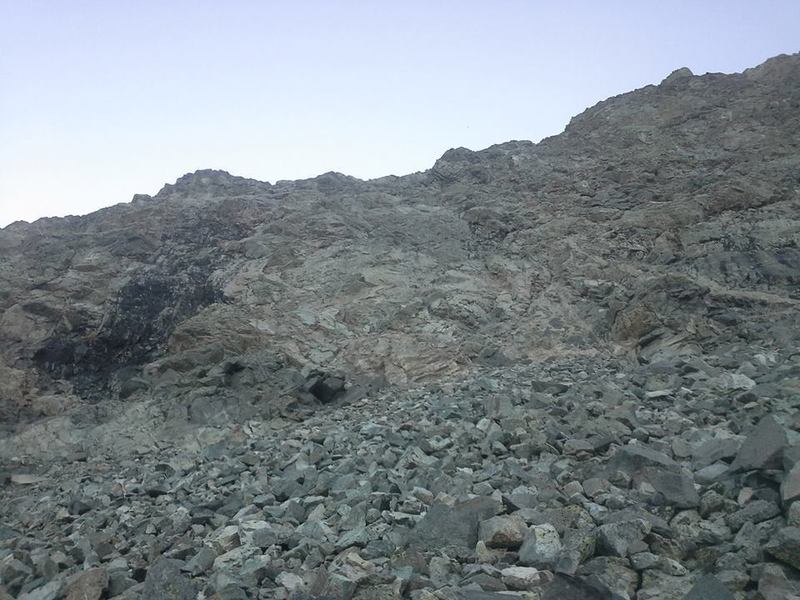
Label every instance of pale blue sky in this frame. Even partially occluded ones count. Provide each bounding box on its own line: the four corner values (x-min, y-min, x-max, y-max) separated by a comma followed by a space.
1, 1, 798, 226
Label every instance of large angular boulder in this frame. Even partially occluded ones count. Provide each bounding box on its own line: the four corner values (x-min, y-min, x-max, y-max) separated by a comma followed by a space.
143, 558, 198, 600
766, 527, 800, 570
606, 445, 699, 508
683, 574, 735, 600
730, 415, 787, 472
540, 573, 623, 600
519, 523, 562, 568
65, 568, 108, 600
406, 497, 501, 552
597, 518, 651, 557
478, 515, 527, 549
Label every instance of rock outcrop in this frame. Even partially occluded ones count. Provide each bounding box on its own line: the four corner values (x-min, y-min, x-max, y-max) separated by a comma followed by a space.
1, 53, 799, 599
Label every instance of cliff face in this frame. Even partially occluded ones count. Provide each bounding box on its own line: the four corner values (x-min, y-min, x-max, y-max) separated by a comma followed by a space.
1, 53, 800, 600
2, 54, 798, 437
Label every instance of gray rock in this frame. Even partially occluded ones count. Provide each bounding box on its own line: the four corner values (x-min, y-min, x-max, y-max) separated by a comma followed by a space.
108, 572, 137, 597
583, 478, 611, 498
183, 546, 216, 575
65, 568, 107, 600
695, 463, 729, 485
238, 520, 277, 548
143, 558, 198, 600
407, 497, 501, 552
518, 523, 562, 568
579, 556, 638, 600
788, 502, 800, 527
556, 527, 597, 575
506, 485, 539, 509
713, 372, 756, 391
755, 563, 800, 600
213, 545, 259, 571
637, 571, 694, 600
730, 415, 787, 472
726, 499, 781, 531
634, 466, 700, 508
540, 572, 622, 600
783, 461, 800, 504
478, 515, 527, 549
683, 574, 735, 600
766, 527, 800, 570
18, 581, 64, 600
603, 508, 671, 537
309, 569, 358, 600
208, 525, 241, 553
0, 556, 32, 583
352, 583, 401, 599
500, 566, 542, 590
630, 552, 661, 571
691, 437, 741, 469
607, 445, 679, 475
212, 585, 249, 600
597, 518, 651, 557
239, 554, 271, 588
605, 445, 698, 507
336, 526, 370, 550
275, 571, 305, 594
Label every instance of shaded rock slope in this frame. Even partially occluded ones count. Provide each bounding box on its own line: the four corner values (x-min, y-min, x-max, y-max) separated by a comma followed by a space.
0, 53, 799, 599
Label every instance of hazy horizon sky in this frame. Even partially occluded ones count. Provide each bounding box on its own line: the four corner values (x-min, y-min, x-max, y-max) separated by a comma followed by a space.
2, 1, 799, 227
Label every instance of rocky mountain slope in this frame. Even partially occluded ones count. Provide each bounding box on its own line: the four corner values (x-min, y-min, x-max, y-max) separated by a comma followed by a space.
0, 53, 799, 599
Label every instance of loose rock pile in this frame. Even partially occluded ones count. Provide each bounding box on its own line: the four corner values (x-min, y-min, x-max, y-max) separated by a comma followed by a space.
3, 349, 800, 599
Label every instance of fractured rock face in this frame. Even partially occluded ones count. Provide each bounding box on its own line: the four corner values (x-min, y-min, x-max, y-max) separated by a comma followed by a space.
1, 55, 799, 445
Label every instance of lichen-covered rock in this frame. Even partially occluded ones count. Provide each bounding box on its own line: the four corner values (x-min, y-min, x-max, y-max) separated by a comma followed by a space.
766, 527, 800, 571
519, 523, 562, 568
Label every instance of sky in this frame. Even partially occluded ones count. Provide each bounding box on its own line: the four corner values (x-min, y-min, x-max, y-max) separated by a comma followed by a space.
1, 1, 799, 227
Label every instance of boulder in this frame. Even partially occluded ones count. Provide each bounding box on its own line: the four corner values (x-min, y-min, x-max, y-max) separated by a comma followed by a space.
683, 574, 735, 600
143, 558, 198, 600
65, 568, 108, 600
519, 523, 562, 568
478, 515, 527, 549
540, 573, 622, 600
597, 518, 651, 557
766, 527, 800, 571
730, 415, 787, 472
407, 497, 501, 552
